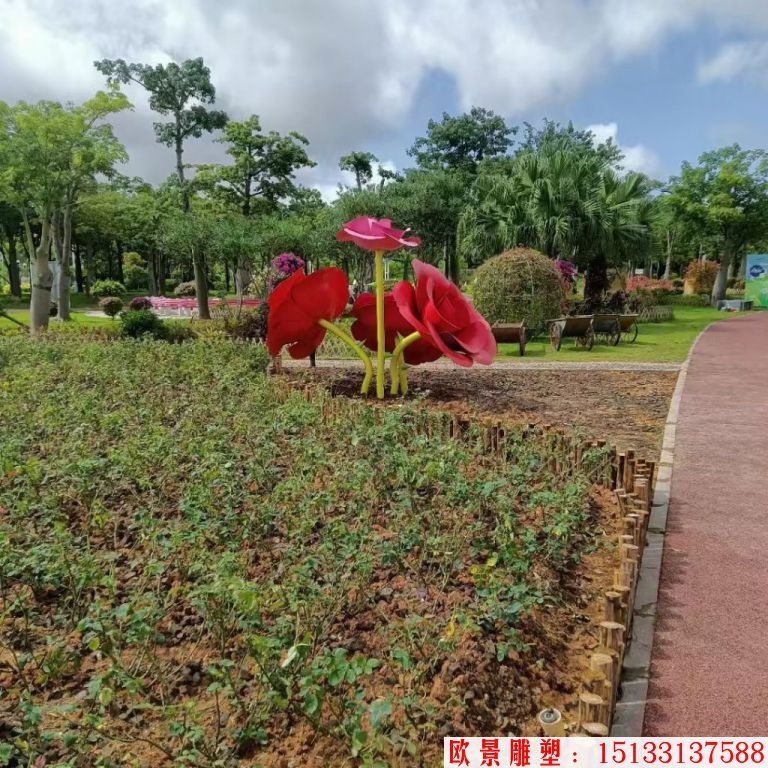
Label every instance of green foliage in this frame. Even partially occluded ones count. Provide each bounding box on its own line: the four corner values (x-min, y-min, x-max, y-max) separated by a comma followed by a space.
98, 296, 123, 318
0, 336, 607, 764
173, 280, 196, 296
408, 106, 515, 171
94, 57, 227, 152
119, 308, 164, 338
123, 263, 148, 290
224, 303, 269, 341
91, 279, 126, 299
193, 115, 315, 214
339, 150, 379, 190
473, 248, 565, 331
246, 342, 270, 373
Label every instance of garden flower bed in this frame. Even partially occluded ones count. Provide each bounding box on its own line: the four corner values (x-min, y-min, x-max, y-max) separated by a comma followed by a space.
1, 337, 650, 766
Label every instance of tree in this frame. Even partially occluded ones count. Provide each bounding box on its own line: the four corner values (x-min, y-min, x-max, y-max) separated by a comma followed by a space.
458, 125, 652, 299
664, 145, 768, 304
194, 116, 315, 215
0, 95, 128, 331
339, 151, 379, 190
95, 56, 228, 318
408, 107, 515, 172
0, 202, 23, 297
54, 90, 130, 319
383, 169, 468, 281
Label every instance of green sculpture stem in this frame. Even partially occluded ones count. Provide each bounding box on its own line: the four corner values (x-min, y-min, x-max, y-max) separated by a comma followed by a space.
390, 331, 422, 396
317, 319, 373, 395
374, 249, 386, 399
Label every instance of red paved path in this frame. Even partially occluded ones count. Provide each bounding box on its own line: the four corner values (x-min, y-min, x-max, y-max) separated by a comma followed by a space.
644, 313, 768, 735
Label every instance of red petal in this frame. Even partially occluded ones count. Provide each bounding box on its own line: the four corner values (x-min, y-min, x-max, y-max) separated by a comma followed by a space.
291, 267, 348, 321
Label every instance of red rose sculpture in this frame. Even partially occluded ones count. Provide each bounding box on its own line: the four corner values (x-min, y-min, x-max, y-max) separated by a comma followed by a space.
337, 216, 421, 251
266, 267, 349, 358
392, 260, 497, 367
350, 292, 441, 365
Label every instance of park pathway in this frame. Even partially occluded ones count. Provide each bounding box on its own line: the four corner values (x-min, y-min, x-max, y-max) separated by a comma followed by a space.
644, 312, 768, 735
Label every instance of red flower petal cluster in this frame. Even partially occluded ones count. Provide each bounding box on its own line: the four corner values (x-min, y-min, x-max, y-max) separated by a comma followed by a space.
336, 216, 421, 251
350, 292, 441, 365
266, 268, 348, 358
393, 260, 496, 367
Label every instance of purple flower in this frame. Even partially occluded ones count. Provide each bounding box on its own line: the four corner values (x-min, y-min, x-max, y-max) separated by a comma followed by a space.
554, 259, 578, 285
271, 252, 305, 275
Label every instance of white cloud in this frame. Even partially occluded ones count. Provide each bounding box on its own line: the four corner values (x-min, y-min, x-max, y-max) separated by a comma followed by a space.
586, 122, 661, 177
698, 40, 768, 85
2, 0, 768, 187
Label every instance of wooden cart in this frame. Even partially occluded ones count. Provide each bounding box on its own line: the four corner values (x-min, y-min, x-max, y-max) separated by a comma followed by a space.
491, 322, 528, 356
618, 313, 639, 343
593, 313, 621, 346
548, 315, 595, 351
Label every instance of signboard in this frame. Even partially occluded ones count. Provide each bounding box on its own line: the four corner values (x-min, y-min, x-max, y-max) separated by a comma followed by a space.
745, 253, 768, 308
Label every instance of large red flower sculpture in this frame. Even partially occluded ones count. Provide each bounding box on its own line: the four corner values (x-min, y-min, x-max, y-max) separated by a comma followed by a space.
392, 260, 497, 367
337, 216, 421, 251
350, 292, 441, 365
266, 268, 348, 358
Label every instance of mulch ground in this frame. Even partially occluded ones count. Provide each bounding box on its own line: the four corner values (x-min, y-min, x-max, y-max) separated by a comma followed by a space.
291, 367, 678, 459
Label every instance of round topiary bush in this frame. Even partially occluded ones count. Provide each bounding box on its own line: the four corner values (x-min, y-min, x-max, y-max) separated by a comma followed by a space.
99, 296, 124, 318
92, 280, 127, 299
120, 309, 165, 339
472, 248, 565, 332
128, 296, 153, 311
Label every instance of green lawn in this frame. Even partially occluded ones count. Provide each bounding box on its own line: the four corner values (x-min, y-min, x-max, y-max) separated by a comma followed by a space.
499, 306, 755, 363
2, 302, 759, 363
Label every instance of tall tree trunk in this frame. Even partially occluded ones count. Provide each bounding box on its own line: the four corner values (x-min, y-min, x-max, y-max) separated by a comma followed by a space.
711, 249, 730, 306
726, 258, 736, 280
584, 253, 609, 303
55, 207, 73, 320
74, 243, 84, 294
235, 256, 252, 297
193, 248, 210, 319
662, 231, 672, 280
30, 219, 53, 334
6, 231, 21, 297
147, 250, 158, 296
85, 242, 96, 295
115, 241, 124, 284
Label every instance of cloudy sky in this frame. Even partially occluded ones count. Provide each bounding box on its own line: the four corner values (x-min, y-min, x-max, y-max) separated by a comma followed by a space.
2, 0, 768, 198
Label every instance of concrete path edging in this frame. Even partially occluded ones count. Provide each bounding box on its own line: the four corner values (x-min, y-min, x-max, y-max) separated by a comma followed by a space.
611, 323, 712, 735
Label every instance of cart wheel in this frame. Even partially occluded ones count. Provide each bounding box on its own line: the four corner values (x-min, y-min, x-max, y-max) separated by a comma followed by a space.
609, 320, 621, 346
626, 322, 638, 343
584, 327, 595, 351
549, 323, 562, 351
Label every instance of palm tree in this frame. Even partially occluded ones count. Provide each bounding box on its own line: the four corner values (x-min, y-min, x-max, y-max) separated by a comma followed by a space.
459, 147, 652, 299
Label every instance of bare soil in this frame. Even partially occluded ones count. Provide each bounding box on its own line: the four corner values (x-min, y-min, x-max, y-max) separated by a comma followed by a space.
291, 366, 678, 458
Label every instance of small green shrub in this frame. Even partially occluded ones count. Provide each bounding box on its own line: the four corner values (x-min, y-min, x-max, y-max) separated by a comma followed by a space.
120, 309, 165, 339
224, 303, 269, 341
163, 322, 197, 344
98, 296, 123, 318
174, 280, 196, 296
473, 248, 565, 332
667, 294, 709, 307
246, 343, 271, 373
91, 279, 127, 299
